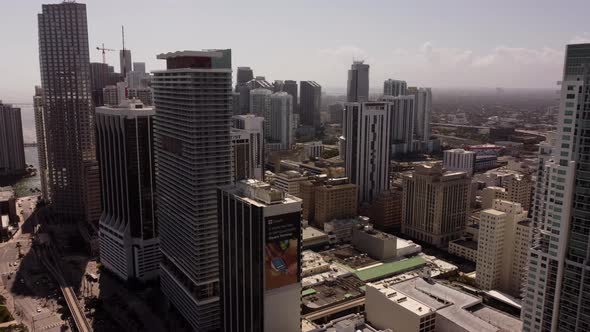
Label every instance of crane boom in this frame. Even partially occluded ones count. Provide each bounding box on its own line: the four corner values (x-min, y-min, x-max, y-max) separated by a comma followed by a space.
96, 43, 116, 63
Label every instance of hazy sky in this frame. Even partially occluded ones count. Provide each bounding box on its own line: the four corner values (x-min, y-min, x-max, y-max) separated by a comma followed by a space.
2, 0, 590, 102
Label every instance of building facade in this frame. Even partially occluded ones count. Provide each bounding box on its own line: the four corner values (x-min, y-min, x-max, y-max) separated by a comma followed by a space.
120, 49, 132, 78
300, 81, 321, 128
443, 149, 476, 176
343, 102, 392, 204
153, 50, 232, 331
407, 87, 432, 143
231, 114, 264, 181
96, 100, 159, 282
402, 164, 470, 247
218, 180, 302, 332
269, 92, 293, 151
300, 176, 358, 228
476, 200, 530, 296
37, 2, 101, 225
347, 61, 369, 102
522, 43, 590, 332
0, 102, 26, 176
383, 79, 407, 97
283, 80, 298, 113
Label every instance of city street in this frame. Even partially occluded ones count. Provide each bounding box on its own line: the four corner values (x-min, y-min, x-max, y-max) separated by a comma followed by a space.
0, 197, 66, 332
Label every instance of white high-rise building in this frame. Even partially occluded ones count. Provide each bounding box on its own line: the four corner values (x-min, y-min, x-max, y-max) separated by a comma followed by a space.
250, 88, 272, 117
96, 100, 159, 282
153, 49, 232, 331
476, 199, 530, 297
218, 180, 302, 332
521, 43, 590, 332
383, 79, 407, 97
231, 114, 264, 181
408, 87, 432, 143
268, 92, 293, 151
443, 149, 476, 175
343, 102, 392, 204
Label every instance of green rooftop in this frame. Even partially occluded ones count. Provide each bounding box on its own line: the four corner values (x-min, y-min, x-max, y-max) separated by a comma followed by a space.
302, 288, 317, 297
353, 256, 426, 282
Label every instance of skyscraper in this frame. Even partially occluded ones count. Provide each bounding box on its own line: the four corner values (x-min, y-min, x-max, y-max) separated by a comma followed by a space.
236, 66, 254, 87
96, 100, 159, 282
300, 81, 321, 128
347, 61, 369, 102
249, 88, 272, 118
522, 43, 590, 332
283, 80, 298, 113
37, 3, 101, 224
407, 87, 432, 143
0, 102, 26, 177
231, 114, 264, 181
90, 62, 110, 106
133, 62, 146, 73
120, 49, 132, 78
383, 79, 407, 97
343, 102, 392, 204
383, 95, 415, 147
153, 50, 232, 331
218, 179, 302, 332
268, 92, 293, 151
401, 164, 470, 248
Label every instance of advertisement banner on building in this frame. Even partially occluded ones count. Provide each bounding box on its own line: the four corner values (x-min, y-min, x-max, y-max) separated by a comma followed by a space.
265, 212, 300, 290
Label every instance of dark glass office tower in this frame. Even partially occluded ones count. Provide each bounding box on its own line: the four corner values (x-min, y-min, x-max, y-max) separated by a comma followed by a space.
300, 81, 321, 128
347, 61, 369, 102
37, 3, 101, 225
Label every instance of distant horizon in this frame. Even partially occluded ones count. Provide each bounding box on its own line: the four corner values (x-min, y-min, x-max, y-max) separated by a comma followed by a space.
2, 85, 560, 104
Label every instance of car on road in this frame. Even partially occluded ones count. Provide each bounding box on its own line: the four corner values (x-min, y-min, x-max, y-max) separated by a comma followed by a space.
36, 306, 41, 313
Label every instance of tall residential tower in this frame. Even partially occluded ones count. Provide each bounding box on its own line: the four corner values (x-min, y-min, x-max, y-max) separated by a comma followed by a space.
153, 50, 233, 331
521, 43, 590, 332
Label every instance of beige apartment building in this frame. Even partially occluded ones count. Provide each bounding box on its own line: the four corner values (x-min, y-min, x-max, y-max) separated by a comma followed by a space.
476, 199, 532, 296
481, 173, 532, 211
402, 164, 471, 247
300, 176, 358, 228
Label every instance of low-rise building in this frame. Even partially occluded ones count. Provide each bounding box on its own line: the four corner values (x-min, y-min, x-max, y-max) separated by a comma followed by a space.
306, 314, 392, 332
448, 239, 478, 262
366, 276, 522, 332
443, 149, 476, 175
304, 141, 324, 159
352, 224, 421, 261
302, 224, 329, 249
272, 170, 309, 197
324, 217, 364, 244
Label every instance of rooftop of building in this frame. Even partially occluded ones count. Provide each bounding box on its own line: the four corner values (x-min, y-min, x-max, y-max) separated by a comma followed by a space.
320, 245, 377, 270
96, 99, 153, 115
302, 274, 365, 311
306, 314, 392, 332
228, 179, 301, 206
277, 170, 307, 179
481, 208, 506, 217
354, 224, 397, 241
156, 50, 224, 59
450, 239, 479, 250
354, 256, 426, 282
445, 148, 475, 154
374, 277, 509, 332
303, 226, 329, 241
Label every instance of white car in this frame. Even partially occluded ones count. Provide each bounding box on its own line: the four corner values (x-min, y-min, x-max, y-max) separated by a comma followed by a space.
36, 307, 41, 313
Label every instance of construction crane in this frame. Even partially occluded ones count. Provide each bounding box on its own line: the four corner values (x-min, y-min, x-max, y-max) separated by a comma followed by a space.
96, 43, 116, 64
